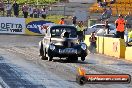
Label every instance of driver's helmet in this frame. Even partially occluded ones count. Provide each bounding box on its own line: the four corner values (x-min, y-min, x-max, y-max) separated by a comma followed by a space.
61, 31, 69, 38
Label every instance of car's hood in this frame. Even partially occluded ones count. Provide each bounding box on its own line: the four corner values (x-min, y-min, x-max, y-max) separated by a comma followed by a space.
51, 38, 79, 46
85, 28, 100, 35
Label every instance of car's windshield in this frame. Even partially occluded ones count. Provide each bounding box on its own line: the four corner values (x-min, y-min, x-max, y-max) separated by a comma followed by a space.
50, 26, 77, 38
109, 24, 116, 30
92, 25, 105, 28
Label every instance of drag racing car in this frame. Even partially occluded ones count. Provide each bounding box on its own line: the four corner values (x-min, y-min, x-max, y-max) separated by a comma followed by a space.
39, 25, 88, 61
85, 23, 116, 35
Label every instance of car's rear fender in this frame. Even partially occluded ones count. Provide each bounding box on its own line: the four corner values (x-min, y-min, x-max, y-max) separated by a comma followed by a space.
39, 41, 43, 50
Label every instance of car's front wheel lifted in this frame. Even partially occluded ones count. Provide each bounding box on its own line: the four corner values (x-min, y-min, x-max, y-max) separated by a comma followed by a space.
41, 48, 48, 60
81, 57, 85, 61
48, 56, 53, 61
39, 49, 44, 56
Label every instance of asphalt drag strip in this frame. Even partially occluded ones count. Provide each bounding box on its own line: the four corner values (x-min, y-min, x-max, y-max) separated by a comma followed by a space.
1, 46, 132, 88
0, 35, 132, 88
0, 49, 79, 88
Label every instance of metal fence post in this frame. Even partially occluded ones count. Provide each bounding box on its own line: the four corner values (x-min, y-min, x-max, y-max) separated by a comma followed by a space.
64, 4, 66, 16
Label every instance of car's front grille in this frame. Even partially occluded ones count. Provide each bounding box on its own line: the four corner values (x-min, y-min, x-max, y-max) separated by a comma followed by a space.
63, 41, 74, 48
59, 48, 77, 54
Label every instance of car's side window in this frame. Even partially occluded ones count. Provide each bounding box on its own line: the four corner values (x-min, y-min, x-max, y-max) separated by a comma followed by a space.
94, 25, 105, 28
92, 26, 96, 28
50, 27, 77, 38
98, 25, 105, 28
96, 25, 100, 28
109, 25, 115, 30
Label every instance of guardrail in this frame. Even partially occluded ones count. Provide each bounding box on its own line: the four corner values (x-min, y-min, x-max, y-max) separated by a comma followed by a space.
84, 35, 132, 61
125, 47, 132, 61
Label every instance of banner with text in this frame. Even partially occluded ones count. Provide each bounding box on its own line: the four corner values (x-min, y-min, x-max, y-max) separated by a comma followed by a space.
0, 17, 25, 34
25, 18, 55, 35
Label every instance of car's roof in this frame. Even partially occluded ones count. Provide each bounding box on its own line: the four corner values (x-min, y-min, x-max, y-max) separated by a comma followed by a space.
49, 25, 77, 30
47, 25, 77, 33
89, 23, 115, 28
91, 23, 114, 26
50, 25, 76, 28
92, 24, 105, 25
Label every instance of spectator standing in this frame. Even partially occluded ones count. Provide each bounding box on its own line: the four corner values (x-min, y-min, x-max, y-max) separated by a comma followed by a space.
101, 0, 108, 8
128, 31, 132, 43
37, 8, 40, 18
6, 2, 12, 17
41, 7, 47, 19
12, 1, 19, 17
33, 6, 37, 18
97, 0, 102, 7
72, 16, 77, 25
22, 3, 29, 18
110, 0, 116, 4
0, 0, 5, 16
106, 7, 112, 18
100, 8, 107, 20
105, 20, 110, 34
97, 0, 108, 8
76, 21, 85, 42
29, 5, 33, 18
125, 12, 132, 28
115, 14, 126, 39
126, 30, 132, 46
100, 7, 112, 20
89, 32, 97, 54
33, 6, 39, 18
59, 18, 65, 25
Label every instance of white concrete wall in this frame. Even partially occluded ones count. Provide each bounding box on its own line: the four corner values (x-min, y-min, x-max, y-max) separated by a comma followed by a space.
69, 0, 96, 3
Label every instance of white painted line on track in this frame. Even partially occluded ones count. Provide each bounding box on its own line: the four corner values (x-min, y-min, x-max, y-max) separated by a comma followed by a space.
0, 85, 3, 88
0, 77, 10, 88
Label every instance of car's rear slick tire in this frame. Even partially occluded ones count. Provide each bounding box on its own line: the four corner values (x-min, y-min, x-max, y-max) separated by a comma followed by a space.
81, 57, 85, 61
40, 49, 44, 56
40, 48, 48, 60
48, 56, 53, 61
39, 41, 44, 56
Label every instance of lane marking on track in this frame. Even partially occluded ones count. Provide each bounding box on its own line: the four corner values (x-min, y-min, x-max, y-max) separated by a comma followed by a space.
0, 77, 10, 88
0, 85, 2, 88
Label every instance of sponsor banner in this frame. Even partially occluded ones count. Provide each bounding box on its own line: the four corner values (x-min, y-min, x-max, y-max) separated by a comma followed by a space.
25, 18, 55, 35
104, 38, 125, 58
0, 17, 25, 34
76, 67, 131, 85
125, 47, 132, 61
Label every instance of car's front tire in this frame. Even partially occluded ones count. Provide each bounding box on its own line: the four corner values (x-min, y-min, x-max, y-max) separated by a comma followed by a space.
42, 48, 48, 60
39, 43, 48, 60
48, 56, 53, 61
40, 49, 43, 56
81, 57, 85, 61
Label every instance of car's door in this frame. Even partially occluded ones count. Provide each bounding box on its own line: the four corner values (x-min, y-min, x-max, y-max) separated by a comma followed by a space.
85, 25, 97, 35
108, 24, 116, 34
43, 28, 51, 49
85, 25, 105, 35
